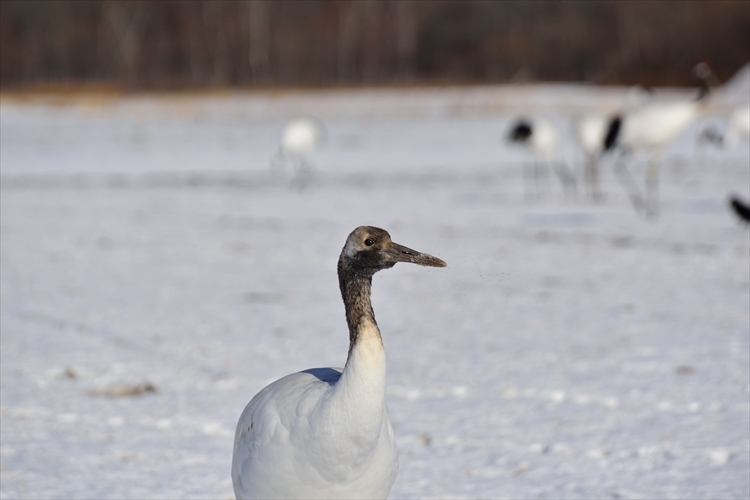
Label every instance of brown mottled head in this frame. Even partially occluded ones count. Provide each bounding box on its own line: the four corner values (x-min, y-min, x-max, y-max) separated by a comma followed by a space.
339, 226, 447, 274
692, 62, 719, 101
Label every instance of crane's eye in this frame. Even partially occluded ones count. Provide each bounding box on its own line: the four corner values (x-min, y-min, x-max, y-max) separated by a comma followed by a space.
364, 238, 374, 246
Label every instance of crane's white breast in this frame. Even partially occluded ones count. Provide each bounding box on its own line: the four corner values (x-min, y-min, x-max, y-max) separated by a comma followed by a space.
232, 368, 398, 500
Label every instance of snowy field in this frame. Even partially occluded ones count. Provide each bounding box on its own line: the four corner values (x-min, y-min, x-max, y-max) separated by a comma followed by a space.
1, 83, 748, 499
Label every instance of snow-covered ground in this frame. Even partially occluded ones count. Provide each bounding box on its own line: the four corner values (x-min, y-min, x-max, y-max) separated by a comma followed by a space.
1, 84, 748, 499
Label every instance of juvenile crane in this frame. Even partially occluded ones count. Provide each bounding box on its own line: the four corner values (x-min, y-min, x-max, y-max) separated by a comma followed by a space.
232, 226, 446, 499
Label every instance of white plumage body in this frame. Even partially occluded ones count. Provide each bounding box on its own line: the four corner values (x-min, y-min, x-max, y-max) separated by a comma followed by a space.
725, 104, 750, 148
577, 114, 609, 157
617, 101, 699, 152
232, 320, 397, 499
281, 117, 325, 155
527, 118, 559, 161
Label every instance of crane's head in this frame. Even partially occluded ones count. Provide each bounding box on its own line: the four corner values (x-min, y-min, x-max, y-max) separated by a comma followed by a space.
692, 62, 719, 101
339, 226, 446, 276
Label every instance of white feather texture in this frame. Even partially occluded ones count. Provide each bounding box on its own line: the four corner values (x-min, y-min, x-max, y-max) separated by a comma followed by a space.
510, 117, 560, 160
617, 101, 700, 151
232, 322, 397, 500
577, 114, 609, 157
281, 117, 325, 154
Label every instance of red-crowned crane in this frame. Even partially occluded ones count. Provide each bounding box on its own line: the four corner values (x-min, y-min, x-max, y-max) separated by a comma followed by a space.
232, 227, 446, 500
508, 117, 576, 199
270, 116, 327, 186
602, 63, 719, 218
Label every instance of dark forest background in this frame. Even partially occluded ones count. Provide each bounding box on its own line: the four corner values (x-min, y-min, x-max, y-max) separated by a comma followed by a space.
1, 0, 749, 90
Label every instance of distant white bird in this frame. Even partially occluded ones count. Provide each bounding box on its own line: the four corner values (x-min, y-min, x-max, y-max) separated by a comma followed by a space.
573, 87, 651, 202
232, 226, 446, 500
603, 62, 718, 218
507, 117, 576, 199
271, 116, 326, 185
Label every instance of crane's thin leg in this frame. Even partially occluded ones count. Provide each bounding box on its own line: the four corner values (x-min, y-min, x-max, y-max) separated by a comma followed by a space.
551, 160, 577, 197
613, 151, 647, 216
585, 154, 603, 202
645, 155, 660, 219
535, 159, 543, 197
290, 157, 313, 190
270, 147, 287, 179
524, 160, 540, 201
523, 160, 533, 201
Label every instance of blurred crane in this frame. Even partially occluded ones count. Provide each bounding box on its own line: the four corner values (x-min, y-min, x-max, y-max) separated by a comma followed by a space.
602, 63, 718, 219
507, 117, 576, 200
271, 116, 327, 186
573, 87, 652, 202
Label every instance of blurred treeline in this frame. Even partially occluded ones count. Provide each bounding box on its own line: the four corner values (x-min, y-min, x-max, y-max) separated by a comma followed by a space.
1, 0, 748, 90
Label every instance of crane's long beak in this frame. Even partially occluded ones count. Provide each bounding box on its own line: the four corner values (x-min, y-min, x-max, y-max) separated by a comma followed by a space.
383, 241, 447, 267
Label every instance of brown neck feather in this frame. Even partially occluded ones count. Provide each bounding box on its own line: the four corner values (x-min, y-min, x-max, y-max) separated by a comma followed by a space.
338, 261, 378, 354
